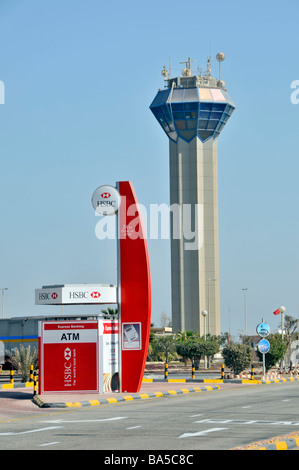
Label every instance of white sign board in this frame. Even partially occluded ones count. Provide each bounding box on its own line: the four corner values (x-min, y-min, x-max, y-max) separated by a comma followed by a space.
91, 185, 121, 216
35, 284, 117, 305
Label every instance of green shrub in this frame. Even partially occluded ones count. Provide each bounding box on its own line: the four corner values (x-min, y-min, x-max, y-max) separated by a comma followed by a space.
222, 342, 252, 375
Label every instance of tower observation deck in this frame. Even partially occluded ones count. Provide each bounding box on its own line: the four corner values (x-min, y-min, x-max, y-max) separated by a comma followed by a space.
150, 54, 235, 335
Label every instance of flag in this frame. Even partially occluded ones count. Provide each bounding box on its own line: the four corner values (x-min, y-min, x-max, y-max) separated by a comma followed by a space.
273, 308, 280, 315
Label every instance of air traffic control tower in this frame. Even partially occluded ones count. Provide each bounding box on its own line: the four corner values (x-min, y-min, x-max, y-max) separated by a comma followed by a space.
150, 54, 235, 335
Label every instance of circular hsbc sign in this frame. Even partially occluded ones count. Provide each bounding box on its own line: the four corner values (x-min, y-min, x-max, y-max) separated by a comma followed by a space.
92, 185, 121, 216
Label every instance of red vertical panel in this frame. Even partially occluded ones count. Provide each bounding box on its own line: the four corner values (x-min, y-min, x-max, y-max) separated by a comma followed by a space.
118, 181, 151, 393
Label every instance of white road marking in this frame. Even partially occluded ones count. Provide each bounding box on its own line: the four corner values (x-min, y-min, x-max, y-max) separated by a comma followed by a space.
0, 426, 63, 436
126, 426, 142, 430
195, 418, 233, 424
195, 418, 299, 426
179, 427, 227, 439
41, 417, 127, 424
40, 442, 60, 447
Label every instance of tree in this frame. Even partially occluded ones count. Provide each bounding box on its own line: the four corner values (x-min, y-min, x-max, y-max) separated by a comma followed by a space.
202, 335, 220, 363
101, 308, 118, 318
159, 311, 172, 328
222, 341, 252, 375
256, 333, 287, 371
9, 345, 38, 382
175, 331, 200, 365
176, 335, 205, 364
154, 335, 176, 363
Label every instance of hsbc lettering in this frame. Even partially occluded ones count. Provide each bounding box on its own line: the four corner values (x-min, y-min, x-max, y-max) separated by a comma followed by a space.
38, 292, 58, 300
68, 291, 101, 299
69, 291, 89, 299
97, 200, 117, 208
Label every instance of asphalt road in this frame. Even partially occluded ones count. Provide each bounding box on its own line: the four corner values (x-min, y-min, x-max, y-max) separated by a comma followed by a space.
0, 381, 299, 451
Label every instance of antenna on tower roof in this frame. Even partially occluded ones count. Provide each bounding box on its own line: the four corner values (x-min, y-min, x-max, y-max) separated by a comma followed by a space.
161, 65, 168, 80
206, 56, 211, 76
216, 52, 225, 82
179, 57, 195, 76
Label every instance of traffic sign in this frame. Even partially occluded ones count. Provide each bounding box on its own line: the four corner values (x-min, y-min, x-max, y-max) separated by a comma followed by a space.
256, 322, 270, 338
258, 338, 270, 354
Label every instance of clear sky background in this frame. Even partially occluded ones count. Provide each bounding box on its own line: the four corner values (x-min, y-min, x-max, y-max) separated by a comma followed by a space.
0, 0, 298, 338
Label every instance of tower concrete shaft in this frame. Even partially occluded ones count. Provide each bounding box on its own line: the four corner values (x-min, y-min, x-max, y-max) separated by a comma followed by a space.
150, 55, 235, 335
169, 137, 220, 335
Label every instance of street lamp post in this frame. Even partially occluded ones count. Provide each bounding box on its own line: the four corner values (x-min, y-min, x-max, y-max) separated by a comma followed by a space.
201, 310, 208, 369
279, 305, 286, 338
279, 305, 286, 369
0, 288, 8, 319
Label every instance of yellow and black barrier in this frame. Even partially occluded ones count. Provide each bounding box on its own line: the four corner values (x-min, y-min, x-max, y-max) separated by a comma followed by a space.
164, 362, 168, 380
29, 364, 34, 382
191, 362, 195, 380
33, 371, 38, 396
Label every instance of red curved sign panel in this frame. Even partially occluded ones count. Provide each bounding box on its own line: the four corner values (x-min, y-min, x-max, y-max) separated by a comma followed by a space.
118, 181, 151, 393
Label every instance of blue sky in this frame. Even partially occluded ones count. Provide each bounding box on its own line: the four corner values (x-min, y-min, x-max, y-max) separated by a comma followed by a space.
0, 0, 298, 337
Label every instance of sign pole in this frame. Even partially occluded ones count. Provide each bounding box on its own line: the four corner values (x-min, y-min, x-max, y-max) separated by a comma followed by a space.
256, 321, 271, 379
116, 181, 121, 394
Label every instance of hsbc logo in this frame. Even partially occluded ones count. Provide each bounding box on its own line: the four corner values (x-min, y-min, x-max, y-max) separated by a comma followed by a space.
91, 291, 101, 298
64, 347, 71, 361
38, 292, 58, 300
92, 185, 120, 216
101, 192, 111, 199
68, 291, 101, 300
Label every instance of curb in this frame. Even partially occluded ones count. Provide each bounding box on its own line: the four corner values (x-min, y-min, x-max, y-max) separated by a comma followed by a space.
2, 376, 298, 391
233, 433, 299, 450
143, 377, 299, 385
31, 384, 220, 408
248, 436, 299, 450
0, 382, 34, 390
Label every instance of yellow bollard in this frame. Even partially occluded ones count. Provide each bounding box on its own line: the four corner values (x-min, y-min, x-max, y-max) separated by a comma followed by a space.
33, 371, 37, 396
164, 362, 168, 380
29, 364, 33, 382
192, 362, 195, 380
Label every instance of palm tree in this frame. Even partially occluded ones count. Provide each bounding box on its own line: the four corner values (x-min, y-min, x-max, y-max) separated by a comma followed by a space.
9, 345, 38, 382
101, 307, 118, 319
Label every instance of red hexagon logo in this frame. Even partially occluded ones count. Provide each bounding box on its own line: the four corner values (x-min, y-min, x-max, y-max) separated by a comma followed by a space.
91, 291, 101, 298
